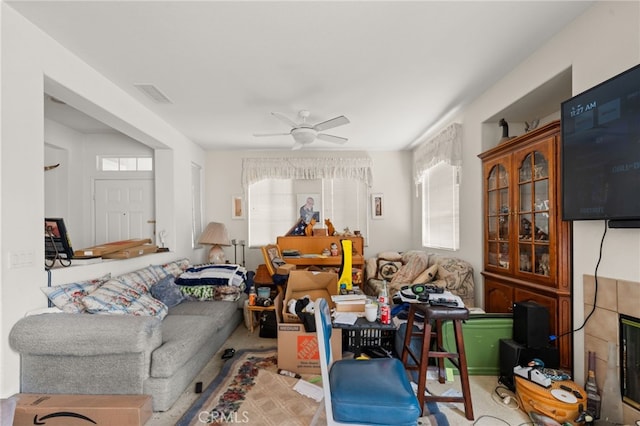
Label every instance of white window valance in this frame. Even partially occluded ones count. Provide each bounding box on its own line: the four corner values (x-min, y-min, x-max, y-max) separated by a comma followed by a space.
242, 156, 373, 187
413, 122, 462, 186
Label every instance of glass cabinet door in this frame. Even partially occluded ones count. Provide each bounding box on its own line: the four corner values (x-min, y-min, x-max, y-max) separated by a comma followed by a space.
487, 164, 510, 269
517, 151, 551, 278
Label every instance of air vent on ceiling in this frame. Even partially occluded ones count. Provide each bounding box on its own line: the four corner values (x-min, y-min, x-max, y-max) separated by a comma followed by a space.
134, 84, 173, 104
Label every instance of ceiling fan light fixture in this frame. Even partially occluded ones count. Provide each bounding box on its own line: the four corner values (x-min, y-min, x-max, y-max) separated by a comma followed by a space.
291, 127, 317, 145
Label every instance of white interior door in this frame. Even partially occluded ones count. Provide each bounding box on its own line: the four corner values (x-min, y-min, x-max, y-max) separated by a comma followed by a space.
94, 179, 155, 245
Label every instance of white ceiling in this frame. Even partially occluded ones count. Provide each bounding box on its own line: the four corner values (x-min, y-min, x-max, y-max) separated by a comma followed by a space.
9, 1, 593, 151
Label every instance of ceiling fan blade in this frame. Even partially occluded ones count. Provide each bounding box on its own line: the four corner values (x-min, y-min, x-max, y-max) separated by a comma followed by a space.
314, 115, 350, 132
271, 112, 298, 128
253, 132, 291, 137
317, 133, 348, 144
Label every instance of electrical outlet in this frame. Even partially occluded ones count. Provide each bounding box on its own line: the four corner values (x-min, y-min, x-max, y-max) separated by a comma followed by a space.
8, 250, 35, 268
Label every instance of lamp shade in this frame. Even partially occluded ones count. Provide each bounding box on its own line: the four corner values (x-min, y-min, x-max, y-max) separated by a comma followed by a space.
198, 222, 231, 264
198, 222, 231, 246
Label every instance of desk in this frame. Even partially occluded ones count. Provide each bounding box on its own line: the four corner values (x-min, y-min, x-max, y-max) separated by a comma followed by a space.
276, 235, 364, 271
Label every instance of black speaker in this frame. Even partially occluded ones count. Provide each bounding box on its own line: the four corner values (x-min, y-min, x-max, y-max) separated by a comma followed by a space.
499, 338, 559, 390
513, 301, 549, 348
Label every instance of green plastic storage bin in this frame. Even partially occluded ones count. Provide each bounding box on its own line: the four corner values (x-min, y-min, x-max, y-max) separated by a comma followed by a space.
441, 314, 513, 375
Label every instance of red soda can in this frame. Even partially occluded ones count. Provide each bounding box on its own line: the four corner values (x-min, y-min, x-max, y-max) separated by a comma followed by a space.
380, 304, 390, 324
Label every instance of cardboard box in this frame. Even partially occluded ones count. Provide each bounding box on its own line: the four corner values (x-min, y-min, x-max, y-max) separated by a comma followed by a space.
74, 239, 152, 257
276, 263, 296, 275
102, 244, 158, 259
275, 293, 342, 374
335, 299, 366, 312
12, 394, 152, 426
281, 270, 338, 323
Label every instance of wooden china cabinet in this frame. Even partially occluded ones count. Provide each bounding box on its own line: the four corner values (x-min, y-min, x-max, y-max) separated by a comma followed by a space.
478, 120, 573, 370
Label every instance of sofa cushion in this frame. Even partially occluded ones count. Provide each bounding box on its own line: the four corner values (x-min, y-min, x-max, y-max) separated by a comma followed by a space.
168, 300, 236, 317
150, 304, 237, 378
151, 258, 190, 280
389, 251, 429, 293
116, 266, 160, 293
150, 275, 186, 308
9, 313, 162, 356
412, 263, 438, 284
41, 274, 111, 313
434, 256, 475, 306
82, 278, 168, 319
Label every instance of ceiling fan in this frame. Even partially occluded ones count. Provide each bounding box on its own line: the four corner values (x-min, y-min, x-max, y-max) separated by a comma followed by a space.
254, 110, 350, 150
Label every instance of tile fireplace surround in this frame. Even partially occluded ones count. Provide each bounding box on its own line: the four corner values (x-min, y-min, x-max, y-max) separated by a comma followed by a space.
583, 274, 640, 422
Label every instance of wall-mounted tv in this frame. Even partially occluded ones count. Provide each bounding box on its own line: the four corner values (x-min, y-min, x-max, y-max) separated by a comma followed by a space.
561, 64, 640, 226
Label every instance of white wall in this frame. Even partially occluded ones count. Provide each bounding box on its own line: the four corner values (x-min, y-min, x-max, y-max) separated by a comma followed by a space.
0, 4, 207, 397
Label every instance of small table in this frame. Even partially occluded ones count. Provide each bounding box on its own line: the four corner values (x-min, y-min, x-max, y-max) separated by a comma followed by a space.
333, 317, 397, 357
246, 303, 276, 333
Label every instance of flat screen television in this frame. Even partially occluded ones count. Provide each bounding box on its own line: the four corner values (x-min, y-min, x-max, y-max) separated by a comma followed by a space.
561, 63, 640, 226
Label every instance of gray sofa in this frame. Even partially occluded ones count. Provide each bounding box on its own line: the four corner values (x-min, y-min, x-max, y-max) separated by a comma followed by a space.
9, 260, 245, 412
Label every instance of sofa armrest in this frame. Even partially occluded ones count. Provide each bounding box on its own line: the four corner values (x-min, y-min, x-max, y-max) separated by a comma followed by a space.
430, 256, 475, 307
9, 313, 162, 356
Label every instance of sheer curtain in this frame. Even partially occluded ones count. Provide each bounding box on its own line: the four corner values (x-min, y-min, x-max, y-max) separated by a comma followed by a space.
242, 157, 373, 188
413, 123, 462, 250
242, 156, 373, 246
413, 123, 462, 188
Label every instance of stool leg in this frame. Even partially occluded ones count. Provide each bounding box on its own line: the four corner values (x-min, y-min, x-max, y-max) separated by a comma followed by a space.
435, 319, 447, 384
401, 306, 415, 367
454, 319, 474, 420
416, 320, 432, 415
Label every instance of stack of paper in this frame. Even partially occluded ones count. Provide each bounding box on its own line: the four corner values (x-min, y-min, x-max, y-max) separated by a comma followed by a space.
333, 312, 358, 325
293, 379, 324, 402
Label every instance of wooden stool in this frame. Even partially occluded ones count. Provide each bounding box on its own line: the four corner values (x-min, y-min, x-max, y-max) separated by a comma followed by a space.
401, 303, 474, 420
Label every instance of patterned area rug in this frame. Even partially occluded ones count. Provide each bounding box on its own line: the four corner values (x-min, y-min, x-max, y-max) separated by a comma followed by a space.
176, 348, 448, 426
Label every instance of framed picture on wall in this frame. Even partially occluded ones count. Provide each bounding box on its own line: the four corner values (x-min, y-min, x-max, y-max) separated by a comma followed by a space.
231, 194, 245, 219
371, 193, 384, 219
297, 193, 321, 224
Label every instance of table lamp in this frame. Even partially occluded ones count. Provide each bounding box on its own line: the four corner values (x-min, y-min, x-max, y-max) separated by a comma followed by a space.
198, 222, 231, 264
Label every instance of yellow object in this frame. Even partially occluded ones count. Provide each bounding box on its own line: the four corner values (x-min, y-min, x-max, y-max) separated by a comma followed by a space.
338, 239, 353, 291
515, 375, 587, 426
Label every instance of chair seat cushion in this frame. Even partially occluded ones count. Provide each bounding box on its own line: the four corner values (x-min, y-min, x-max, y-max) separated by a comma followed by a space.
329, 358, 420, 425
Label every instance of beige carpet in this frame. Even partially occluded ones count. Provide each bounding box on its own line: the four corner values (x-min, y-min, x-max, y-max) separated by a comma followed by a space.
147, 324, 531, 426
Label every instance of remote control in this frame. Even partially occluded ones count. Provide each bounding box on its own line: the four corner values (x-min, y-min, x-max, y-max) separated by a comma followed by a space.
429, 298, 458, 307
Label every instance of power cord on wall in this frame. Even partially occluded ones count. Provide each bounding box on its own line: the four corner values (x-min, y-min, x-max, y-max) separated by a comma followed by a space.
551, 220, 607, 342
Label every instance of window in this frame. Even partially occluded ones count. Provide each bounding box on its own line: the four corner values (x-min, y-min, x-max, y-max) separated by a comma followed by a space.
421, 161, 459, 250
248, 178, 367, 247
98, 156, 153, 171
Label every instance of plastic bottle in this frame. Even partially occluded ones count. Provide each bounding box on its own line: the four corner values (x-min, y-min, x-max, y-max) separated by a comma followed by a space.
378, 280, 389, 305
378, 280, 390, 324
249, 286, 256, 306
600, 341, 623, 425
278, 369, 301, 379
585, 351, 601, 420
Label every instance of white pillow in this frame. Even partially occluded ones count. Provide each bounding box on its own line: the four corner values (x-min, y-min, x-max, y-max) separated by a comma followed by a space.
41, 274, 111, 313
